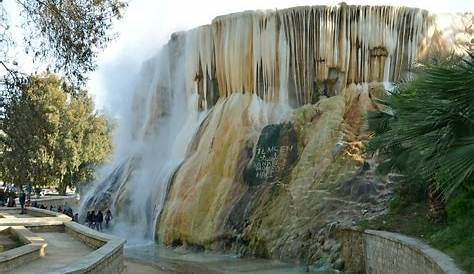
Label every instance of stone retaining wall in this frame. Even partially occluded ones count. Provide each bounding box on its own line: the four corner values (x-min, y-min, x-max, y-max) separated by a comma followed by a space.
27, 224, 65, 233
65, 222, 107, 249
0, 207, 126, 274
337, 229, 466, 274
32, 196, 79, 209
0, 226, 47, 273
0, 207, 71, 227
53, 222, 126, 274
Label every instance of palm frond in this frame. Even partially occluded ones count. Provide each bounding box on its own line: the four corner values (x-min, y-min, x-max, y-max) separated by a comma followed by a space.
366, 55, 474, 200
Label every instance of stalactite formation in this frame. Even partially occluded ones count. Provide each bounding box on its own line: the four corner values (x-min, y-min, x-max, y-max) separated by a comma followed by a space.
82, 4, 472, 257
177, 5, 431, 109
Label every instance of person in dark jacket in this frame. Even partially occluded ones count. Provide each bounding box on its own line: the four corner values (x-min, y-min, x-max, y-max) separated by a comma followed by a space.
86, 211, 92, 228
7, 192, 16, 207
96, 211, 104, 231
19, 192, 26, 214
91, 211, 97, 229
0, 189, 6, 206
105, 209, 112, 228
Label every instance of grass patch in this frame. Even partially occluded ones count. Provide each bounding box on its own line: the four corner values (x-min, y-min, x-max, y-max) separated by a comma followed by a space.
359, 192, 474, 274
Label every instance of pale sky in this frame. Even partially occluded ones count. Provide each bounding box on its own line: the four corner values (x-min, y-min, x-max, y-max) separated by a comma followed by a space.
79, 0, 473, 111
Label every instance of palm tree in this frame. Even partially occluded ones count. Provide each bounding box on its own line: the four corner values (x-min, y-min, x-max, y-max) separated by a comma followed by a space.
366, 55, 474, 222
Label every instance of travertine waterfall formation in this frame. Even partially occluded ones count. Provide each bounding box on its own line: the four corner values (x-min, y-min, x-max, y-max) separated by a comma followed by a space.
183, 5, 431, 109
82, 4, 473, 261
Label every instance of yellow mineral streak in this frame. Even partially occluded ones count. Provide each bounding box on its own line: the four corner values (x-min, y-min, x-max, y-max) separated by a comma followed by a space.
158, 93, 285, 245
155, 5, 472, 248
238, 85, 379, 255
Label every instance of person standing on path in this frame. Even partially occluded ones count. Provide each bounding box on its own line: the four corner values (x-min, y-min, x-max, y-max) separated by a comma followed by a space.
92, 211, 98, 230
105, 209, 112, 228
19, 191, 26, 214
96, 210, 104, 231
86, 211, 92, 228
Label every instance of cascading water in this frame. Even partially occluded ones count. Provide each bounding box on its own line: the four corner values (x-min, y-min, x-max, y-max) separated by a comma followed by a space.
80, 37, 209, 244
81, 3, 472, 257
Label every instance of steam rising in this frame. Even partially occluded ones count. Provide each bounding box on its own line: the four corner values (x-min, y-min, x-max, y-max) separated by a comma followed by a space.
81, 0, 472, 245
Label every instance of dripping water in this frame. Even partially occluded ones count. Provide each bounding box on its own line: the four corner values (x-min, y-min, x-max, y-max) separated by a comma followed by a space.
80, 41, 209, 244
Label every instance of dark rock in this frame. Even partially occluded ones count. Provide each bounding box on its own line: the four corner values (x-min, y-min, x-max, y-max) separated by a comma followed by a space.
339, 171, 382, 203
311, 82, 321, 104
243, 122, 298, 186
83, 157, 135, 212
224, 189, 256, 233
360, 161, 371, 173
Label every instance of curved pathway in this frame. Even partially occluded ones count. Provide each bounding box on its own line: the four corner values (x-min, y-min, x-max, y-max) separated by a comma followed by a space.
9, 232, 93, 274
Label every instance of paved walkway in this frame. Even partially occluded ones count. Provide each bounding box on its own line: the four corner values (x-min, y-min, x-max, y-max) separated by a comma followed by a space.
8, 232, 93, 274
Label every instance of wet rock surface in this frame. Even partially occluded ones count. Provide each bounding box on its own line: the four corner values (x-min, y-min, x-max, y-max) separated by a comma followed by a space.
243, 122, 298, 185
338, 161, 386, 204
82, 158, 135, 212
220, 89, 392, 268
159, 88, 393, 271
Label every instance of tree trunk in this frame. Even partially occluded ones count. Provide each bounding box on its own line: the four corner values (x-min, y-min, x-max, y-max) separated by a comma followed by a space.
58, 178, 67, 196
428, 185, 446, 224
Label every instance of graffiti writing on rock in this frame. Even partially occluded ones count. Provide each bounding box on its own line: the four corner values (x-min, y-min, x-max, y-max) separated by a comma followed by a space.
254, 145, 295, 179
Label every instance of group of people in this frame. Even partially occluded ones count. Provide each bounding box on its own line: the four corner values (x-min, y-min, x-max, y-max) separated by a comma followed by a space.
1, 187, 114, 232
56, 205, 78, 222
31, 203, 79, 222
0, 189, 21, 207
85, 209, 112, 231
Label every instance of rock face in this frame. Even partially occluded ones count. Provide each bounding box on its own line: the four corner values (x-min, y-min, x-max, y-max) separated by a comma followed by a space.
243, 123, 298, 186
158, 85, 391, 264
182, 5, 432, 109
157, 93, 285, 246
82, 3, 472, 264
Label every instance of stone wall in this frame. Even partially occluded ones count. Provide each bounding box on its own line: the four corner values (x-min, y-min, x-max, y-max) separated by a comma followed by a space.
0, 226, 47, 273
0, 207, 71, 227
0, 208, 126, 274
32, 196, 79, 209
65, 223, 107, 249
56, 222, 126, 274
337, 229, 466, 274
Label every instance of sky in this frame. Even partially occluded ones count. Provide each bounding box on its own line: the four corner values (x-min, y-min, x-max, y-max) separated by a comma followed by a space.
80, 0, 473, 111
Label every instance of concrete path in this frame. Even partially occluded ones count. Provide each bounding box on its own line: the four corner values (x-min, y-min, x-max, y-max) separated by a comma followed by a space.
8, 232, 93, 274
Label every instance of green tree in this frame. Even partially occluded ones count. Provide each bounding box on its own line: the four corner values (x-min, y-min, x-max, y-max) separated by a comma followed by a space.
1, 0, 127, 98
0, 74, 112, 194
366, 55, 474, 221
